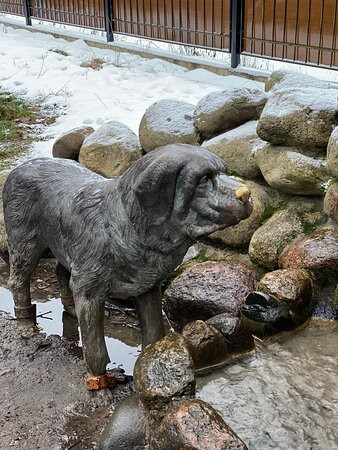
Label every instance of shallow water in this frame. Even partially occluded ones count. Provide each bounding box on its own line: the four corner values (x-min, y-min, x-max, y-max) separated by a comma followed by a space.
1, 259, 338, 449
0, 261, 141, 375
197, 322, 338, 450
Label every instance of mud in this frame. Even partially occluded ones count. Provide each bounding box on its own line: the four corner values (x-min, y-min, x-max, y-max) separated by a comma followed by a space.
0, 259, 134, 449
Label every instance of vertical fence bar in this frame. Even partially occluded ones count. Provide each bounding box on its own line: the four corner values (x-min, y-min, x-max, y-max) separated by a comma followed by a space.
104, 0, 114, 41
23, 0, 32, 25
230, 0, 244, 68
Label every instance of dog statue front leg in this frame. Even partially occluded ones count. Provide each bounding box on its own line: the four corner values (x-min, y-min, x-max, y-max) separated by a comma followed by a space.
136, 283, 165, 348
75, 293, 110, 377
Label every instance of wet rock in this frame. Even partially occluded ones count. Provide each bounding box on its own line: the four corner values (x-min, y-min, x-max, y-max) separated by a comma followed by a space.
327, 126, 338, 178
194, 88, 267, 139
0, 172, 9, 254
149, 399, 247, 450
139, 99, 199, 152
182, 320, 228, 369
279, 227, 338, 271
256, 269, 313, 319
133, 333, 195, 402
249, 209, 303, 270
165, 262, 260, 327
206, 313, 254, 353
52, 126, 94, 160
324, 182, 338, 224
79, 120, 142, 177
265, 70, 332, 92
255, 144, 329, 195
257, 87, 338, 149
241, 291, 295, 336
202, 121, 265, 179
99, 394, 149, 450
208, 180, 271, 247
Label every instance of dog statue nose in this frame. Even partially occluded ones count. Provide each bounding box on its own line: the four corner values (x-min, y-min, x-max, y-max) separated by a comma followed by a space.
235, 186, 251, 203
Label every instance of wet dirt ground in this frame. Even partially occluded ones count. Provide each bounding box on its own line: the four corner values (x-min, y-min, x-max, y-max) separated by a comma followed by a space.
0, 258, 136, 450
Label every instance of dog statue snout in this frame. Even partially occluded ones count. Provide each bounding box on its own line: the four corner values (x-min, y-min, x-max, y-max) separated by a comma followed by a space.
235, 186, 251, 204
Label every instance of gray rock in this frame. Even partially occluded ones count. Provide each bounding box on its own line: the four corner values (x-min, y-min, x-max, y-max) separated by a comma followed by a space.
133, 333, 195, 401
149, 399, 248, 450
139, 99, 199, 152
99, 394, 149, 450
52, 126, 94, 160
0, 172, 9, 253
202, 121, 265, 179
206, 313, 254, 353
255, 144, 329, 195
257, 87, 338, 149
182, 320, 228, 369
279, 226, 338, 271
249, 209, 304, 270
324, 182, 338, 224
327, 126, 338, 178
165, 261, 260, 327
79, 120, 142, 177
208, 180, 271, 247
265, 70, 332, 92
194, 88, 267, 139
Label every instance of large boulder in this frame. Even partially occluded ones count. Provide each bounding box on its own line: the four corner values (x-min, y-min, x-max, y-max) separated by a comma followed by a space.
208, 180, 271, 247
249, 209, 303, 269
202, 121, 265, 179
0, 172, 9, 254
265, 70, 332, 92
327, 126, 338, 178
255, 145, 329, 195
139, 99, 199, 152
279, 227, 338, 271
133, 333, 195, 403
194, 88, 267, 139
149, 399, 247, 450
257, 87, 338, 149
78, 120, 142, 177
52, 126, 94, 160
165, 262, 260, 327
324, 182, 338, 224
99, 394, 149, 450
182, 320, 228, 369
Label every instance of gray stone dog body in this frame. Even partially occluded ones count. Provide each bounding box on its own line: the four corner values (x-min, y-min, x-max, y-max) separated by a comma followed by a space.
3, 144, 252, 377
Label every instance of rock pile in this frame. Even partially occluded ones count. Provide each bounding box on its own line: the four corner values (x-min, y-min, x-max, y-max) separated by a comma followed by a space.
100, 333, 247, 449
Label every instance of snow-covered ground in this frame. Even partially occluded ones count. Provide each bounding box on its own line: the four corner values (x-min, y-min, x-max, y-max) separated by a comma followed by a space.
0, 23, 264, 159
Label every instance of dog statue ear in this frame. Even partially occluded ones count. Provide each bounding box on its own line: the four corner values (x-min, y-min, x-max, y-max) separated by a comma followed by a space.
132, 159, 179, 225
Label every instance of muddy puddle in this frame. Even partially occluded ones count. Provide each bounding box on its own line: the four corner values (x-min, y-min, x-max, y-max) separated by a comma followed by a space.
0, 259, 141, 375
197, 321, 338, 450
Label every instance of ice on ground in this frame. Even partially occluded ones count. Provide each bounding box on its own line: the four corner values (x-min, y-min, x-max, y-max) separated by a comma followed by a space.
0, 23, 266, 159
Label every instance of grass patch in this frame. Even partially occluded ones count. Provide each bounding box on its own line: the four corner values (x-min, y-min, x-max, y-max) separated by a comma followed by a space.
0, 91, 41, 170
49, 47, 70, 57
80, 57, 105, 70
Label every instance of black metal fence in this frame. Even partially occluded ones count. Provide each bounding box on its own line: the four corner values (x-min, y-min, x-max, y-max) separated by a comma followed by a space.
0, 0, 337, 69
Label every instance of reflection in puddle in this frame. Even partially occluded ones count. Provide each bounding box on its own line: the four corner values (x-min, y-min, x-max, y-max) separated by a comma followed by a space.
197, 322, 338, 450
0, 263, 141, 375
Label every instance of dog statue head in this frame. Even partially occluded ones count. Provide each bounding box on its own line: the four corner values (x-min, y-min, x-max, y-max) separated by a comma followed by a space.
118, 144, 252, 242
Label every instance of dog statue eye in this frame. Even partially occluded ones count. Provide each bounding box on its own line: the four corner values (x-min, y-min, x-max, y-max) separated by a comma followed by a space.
198, 175, 209, 186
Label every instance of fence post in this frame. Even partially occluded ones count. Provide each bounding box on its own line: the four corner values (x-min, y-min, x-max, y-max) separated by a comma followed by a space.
104, 0, 114, 42
23, 0, 32, 26
230, 0, 244, 68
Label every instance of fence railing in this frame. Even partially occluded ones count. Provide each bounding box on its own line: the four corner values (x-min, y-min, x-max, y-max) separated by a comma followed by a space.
0, 0, 337, 69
